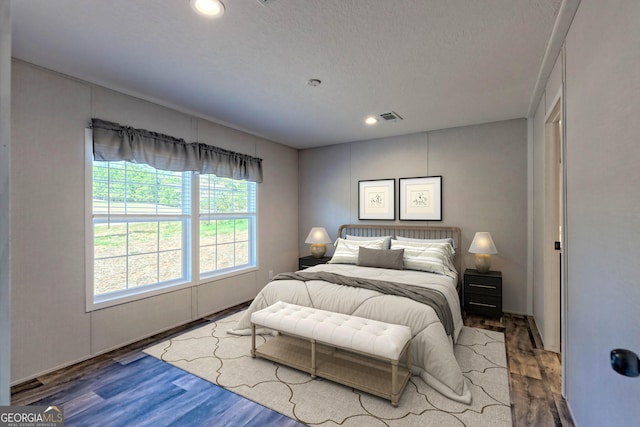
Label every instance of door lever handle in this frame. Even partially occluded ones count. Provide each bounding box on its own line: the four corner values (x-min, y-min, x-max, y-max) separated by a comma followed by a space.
611, 348, 640, 377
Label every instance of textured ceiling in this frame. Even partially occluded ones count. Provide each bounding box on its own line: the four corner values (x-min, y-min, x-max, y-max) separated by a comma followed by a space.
11, 0, 561, 149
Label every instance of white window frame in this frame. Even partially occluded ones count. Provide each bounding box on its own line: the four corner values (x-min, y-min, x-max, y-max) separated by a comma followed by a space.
85, 129, 258, 311
197, 174, 257, 280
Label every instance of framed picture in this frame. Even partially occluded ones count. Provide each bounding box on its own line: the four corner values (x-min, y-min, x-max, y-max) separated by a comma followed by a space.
358, 179, 395, 220
399, 176, 442, 221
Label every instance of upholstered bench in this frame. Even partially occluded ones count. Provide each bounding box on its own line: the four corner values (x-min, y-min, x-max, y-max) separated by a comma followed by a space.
250, 301, 412, 406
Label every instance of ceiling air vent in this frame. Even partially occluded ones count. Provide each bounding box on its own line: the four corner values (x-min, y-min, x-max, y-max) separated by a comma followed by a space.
379, 111, 404, 122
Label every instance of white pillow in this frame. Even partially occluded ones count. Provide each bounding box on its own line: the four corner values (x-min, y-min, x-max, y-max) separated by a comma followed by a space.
329, 238, 385, 265
390, 240, 456, 276
395, 235, 456, 250
345, 234, 392, 249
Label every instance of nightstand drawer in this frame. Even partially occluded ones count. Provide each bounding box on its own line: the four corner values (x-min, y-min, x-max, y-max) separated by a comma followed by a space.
465, 298, 502, 317
465, 281, 501, 297
465, 273, 501, 285
465, 294, 501, 308
298, 256, 331, 270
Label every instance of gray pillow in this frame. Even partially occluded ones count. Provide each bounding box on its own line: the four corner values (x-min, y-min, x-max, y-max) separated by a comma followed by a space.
357, 247, 404, 270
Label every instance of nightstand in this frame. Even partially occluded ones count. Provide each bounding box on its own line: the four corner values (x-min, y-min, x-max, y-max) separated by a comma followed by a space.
298, 255, 331, 270
463, 269, 502, 318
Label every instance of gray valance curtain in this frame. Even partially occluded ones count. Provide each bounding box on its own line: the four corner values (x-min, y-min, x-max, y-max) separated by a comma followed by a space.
91, 118, 263, 183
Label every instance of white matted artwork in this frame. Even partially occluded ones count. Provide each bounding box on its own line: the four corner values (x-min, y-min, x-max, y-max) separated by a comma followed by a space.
358, 179, 395, 220
399, 176, 442, 221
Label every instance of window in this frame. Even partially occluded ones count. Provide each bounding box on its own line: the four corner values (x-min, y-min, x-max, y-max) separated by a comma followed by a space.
199, 174, 257, 278
89, 159, 257, 309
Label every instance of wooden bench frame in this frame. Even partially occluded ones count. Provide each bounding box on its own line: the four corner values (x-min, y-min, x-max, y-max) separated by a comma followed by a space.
251, 321, 412, 406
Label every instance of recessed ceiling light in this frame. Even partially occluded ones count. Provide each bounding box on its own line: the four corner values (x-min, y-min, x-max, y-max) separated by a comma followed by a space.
190, 0, 225, 18
365, 116, 378, 125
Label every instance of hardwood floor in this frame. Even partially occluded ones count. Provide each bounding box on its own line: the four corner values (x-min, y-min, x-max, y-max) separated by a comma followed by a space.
11, 303, 303, 427
12, 303, 574, 426
464, 313, 574, 427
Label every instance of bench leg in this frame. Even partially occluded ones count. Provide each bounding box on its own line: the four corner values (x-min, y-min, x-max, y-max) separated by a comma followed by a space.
391, 360, 398, 406
251, 323, 256, 358
310, 339, 317, 378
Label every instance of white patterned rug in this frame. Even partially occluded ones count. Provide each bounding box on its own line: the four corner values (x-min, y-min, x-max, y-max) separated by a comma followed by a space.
144, 311, 512, 426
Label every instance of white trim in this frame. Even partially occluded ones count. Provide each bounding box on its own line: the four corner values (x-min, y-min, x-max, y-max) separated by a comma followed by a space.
526, 115, 534, 315
191, 172, 200, 286
85, 129, 95, 312
543, 100, 562, 353
545, 87, 563, 123
560, 43, 569, 399
526, 0, 581, 117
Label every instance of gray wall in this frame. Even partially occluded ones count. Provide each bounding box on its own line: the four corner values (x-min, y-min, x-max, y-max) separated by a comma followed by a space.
0, 0, 11, 405
562, 0, 639, 424
10, 61, 299, 383
531, 0, 640, 424
299, 119, 528, 314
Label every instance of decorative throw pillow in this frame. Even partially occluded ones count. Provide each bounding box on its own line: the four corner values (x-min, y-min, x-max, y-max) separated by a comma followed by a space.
345, 234, 393, 249
390, 240, 456, 277
395, 235, 456, 250
329, 238, 385, 264
357, 247, 404, 270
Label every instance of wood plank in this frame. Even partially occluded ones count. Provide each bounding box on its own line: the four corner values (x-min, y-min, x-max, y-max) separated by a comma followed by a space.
556, 397, 576, 427
528, 315, 545, 349
504, 315, 543, 379
536, 349, 562, 396
510, 373, 560, 426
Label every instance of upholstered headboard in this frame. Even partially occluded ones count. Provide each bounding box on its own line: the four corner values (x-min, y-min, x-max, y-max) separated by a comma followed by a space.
337, 224, 462, 279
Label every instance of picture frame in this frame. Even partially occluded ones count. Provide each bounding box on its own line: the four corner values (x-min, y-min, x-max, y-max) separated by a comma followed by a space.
399, 176, 442, 221
358, 179, 396, 220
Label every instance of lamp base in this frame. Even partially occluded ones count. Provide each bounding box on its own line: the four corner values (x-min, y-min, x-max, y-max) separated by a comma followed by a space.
310, 244, 327, 258
474, 254, 492, 273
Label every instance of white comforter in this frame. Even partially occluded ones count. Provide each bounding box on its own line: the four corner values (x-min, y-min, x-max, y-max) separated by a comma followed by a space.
230, 263, 471, 404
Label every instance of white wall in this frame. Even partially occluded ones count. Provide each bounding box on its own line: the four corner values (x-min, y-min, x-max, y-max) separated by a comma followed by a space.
299, 119, 528, 314
10, 61, 299, 383
0, 0, 11, 405
531, 0, 640, 424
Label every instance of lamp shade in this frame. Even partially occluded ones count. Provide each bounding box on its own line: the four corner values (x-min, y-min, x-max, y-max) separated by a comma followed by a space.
305, 227, 332, 244
468, 232, 498, 254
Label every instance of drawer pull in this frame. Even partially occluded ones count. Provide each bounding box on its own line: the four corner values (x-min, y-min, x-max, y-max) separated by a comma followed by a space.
469, 283, 496, 289
469, 302, 497, 308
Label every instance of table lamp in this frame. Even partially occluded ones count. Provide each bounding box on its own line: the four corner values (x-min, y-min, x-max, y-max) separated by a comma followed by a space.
305, 227, 332, 258
468, 232, 498, 273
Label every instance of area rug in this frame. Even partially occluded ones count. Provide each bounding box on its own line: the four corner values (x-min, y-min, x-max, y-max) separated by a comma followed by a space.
144, 311, 512, 426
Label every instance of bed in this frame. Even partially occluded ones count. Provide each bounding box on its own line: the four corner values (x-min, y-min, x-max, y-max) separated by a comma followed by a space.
229, 224, 471, 404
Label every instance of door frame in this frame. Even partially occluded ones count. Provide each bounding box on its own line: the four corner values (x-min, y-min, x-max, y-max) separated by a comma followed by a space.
544, 85, 569, 396
544, 93, 562, 354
